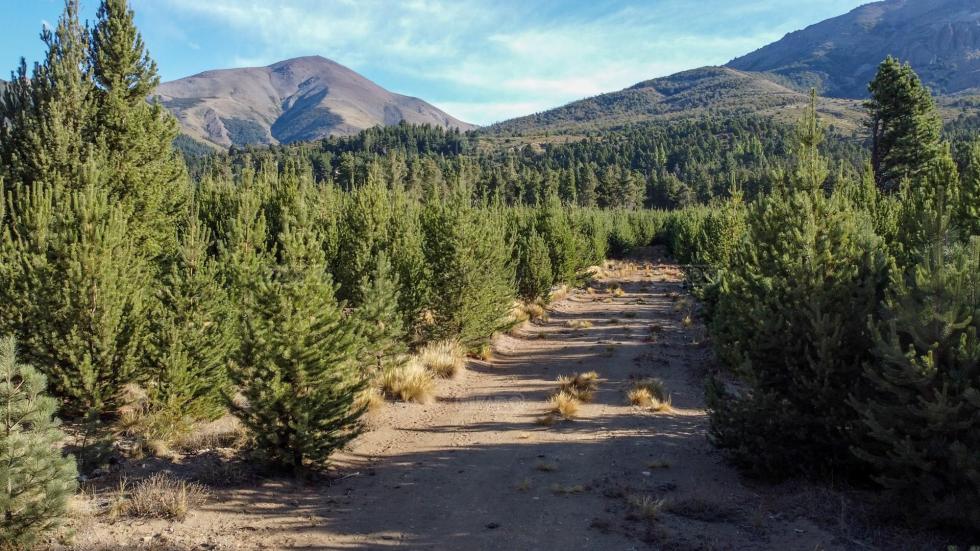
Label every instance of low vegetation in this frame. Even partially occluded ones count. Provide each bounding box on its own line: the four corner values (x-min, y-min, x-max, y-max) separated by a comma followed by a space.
117, 474, 209, 521
556, 371, 601, 402
627, 378, 672, 412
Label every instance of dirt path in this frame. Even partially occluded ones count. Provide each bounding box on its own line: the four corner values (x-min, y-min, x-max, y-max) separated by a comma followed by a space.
70, 249, 855, 550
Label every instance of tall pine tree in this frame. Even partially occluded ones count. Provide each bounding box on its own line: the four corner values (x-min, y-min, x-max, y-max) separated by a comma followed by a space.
866, 57, 942, 194
89, 0, 187, 259
0, 0, 95, 193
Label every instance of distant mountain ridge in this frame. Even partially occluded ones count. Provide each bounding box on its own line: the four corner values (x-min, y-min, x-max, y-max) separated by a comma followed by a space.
483, 67, 866, 136
486, 0, 980, 137
156, 56, 475, 148
726, 0, 980, 98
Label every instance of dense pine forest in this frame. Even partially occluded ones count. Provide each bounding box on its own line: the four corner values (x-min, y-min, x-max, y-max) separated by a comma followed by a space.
0, 0, 978, 548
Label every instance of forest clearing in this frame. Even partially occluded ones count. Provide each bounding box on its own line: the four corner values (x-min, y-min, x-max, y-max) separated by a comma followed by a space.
56, 252, 941, 550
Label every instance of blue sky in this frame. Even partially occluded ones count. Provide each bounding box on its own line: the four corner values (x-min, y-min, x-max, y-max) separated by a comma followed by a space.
1, 0, 868, 125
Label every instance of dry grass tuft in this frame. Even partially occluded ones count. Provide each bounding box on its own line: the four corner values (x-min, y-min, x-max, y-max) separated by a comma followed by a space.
419, 340, 466, 378
549, 284, 571, 303
354, 386, 387, 413
566, 319, 594, 330
379, 359, 435, 404
627, 378, 673, 412
119, 473, 209, 521
523, 301, 548, 322
608, 285, 627, 298
477, 343, 494, 362
515, 478, 532, 492
550, 484, 586, 495
648, 459, 672, 469
173, 416, 248, 453
547, 391, 581, 419
682, 314, 694, 328
627, 494, 666, 522
557, 371, 600, 402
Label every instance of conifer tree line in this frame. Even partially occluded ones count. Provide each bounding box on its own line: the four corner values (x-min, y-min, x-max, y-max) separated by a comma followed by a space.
665, 65, 979, 531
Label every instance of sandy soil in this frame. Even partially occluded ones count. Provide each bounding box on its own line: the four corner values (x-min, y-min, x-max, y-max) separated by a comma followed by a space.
61, 249, 946, 551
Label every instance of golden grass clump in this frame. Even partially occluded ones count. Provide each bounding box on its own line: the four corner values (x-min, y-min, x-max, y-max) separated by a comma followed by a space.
548, 284, 571, 303
120, 473, 209, 521
682, 314, 694, 327
557, 371, 600, 402
477, 343, 494, 362
379, 359, 435, 404
548, 391, 581, 419
627, 378, 673, 412
353, 386, 387, 413
419, 340, 466, 378
174, 416, 247, 453
566, 319, 594, 330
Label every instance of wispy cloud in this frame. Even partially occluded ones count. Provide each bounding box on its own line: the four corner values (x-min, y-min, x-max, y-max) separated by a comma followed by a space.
134, 0, 867, 124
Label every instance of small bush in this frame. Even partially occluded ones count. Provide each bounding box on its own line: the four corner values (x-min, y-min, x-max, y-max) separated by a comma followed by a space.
627, 379, 672, 412
121, 473, 209, 520
548, 391, 580, 419
557, 371, 600, 402
378, 359, 435, 404
626, 494, 666, 522
418, 340, 466, 378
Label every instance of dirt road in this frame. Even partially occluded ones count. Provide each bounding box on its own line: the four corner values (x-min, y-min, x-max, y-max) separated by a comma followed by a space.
70, 251, 881, 550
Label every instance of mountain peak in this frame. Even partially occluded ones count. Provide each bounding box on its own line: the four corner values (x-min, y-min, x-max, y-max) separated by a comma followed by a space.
726, 0, 980, 97
157, 56, 474, 148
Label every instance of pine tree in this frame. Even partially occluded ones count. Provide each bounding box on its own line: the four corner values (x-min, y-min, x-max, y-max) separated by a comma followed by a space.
0, 0, 95, 193
230, 220, 366, 472
89, 0, 187, 259
707, 94, 890, 475
421, 186, 514, 347
896, 145, 961, 267
959, 139, 980, 238
334, 175, 391, 306
0, 183, 150, 414
354, 252, 407, 376
143, 215, 235, 433
0, 336, 78, 547
513, 220, 553, 302
852, 190, 980, 530
537, 194, 585, 286
866, 57, 943, 194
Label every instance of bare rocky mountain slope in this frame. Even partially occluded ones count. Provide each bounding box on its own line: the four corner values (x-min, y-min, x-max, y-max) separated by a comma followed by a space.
727, 0, 980, 98
156, 56, 475, 148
